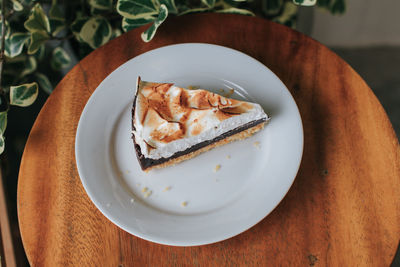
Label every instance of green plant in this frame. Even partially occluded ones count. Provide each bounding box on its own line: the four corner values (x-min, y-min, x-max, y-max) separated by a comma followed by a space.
0, 0, 345, 153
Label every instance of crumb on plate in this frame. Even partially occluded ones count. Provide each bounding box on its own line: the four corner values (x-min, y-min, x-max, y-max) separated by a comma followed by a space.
141, 187, 148, 193
253, 141, 261, 148
213, 164, 221, 172
163, 186, 172, 192
144, 191, 152, 198
181, 201, 188, 207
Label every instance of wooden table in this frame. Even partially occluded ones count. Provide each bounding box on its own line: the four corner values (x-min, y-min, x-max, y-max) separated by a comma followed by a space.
18, 13, 400, 266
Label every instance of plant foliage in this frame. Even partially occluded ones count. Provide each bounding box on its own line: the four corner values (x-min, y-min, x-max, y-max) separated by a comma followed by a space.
0, 0, 345, 153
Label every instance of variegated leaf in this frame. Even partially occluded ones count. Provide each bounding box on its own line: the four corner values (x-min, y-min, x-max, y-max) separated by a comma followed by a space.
217, 7, 255, 16
10, 82, 39, 107
5, 32, 30, 58
51, 47, 71, 70
141, 4, 168, 42
293, 0, 316, 6
201, 0, 215, 8
11, 0, 24, 11
262, 0, 283, 15
179, 6, 210, 15
49, 0, 65, 35
21, 57, 37, 76
122, 16, 155, 32
33, 44, 45, 61
50, 19, 65, 35
49, 0, 65, 20
89, 0, 113, 10
24, 4, 51, 33
0, 134, 4, 154
331, 0, 345, 14
159, 0, 178, 14
28, 31, 49, 54
111, 28, 122, 38
79, 17, 112, 49
71, 16, 89, 42
117, 0, 159, 19
273, 2, 298, 25
0, 111, 7, 135
35, 73, 53, 94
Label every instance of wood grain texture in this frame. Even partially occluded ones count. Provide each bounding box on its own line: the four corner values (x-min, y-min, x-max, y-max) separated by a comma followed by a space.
17, 13, 400, 266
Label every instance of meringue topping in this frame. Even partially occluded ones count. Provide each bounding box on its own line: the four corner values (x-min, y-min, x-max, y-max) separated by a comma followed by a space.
132, 77, 268, 159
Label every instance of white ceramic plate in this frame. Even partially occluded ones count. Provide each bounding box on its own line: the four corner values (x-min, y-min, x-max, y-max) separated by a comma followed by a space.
75, 43, 303, 246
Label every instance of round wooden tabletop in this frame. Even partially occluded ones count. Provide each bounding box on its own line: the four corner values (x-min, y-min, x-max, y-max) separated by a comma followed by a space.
18, 13, 400, 266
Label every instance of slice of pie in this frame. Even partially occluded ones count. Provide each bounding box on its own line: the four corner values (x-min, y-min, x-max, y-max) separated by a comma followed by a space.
132, 77, 269, 171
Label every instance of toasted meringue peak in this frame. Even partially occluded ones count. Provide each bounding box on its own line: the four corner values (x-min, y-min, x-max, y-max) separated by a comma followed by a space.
132, 77, 268, 159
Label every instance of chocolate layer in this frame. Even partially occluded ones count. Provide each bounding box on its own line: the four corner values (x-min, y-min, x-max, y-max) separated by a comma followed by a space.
132, 117, 267, 170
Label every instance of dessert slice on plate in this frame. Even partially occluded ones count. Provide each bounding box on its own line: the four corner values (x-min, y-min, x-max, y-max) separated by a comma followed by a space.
132, 77, 269, 171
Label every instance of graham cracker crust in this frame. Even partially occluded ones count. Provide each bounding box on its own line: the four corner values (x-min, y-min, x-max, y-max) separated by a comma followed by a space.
143, 121, 266, 171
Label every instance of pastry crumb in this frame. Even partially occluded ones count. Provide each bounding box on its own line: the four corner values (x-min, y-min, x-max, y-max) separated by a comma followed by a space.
163, 186, 171, 192
188, 85, 199, 90
141, 187, 148, 193
213, 164, 221, 172
144, 190, 152, 198
219, 88, 225, 93
226, 155, 231, 159
181, 201, 188, 207
130, 198, 135, 203
253, 141, 261, 148
126, 170, 130, 174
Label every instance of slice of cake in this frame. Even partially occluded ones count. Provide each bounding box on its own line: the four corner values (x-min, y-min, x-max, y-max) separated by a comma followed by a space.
132, 77, 269, 171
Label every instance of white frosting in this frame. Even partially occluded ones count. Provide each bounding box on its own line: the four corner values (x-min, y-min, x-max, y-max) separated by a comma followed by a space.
132, 79, 268, 159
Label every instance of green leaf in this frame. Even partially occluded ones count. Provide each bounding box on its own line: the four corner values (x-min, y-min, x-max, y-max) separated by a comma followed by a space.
117, 0, 159, 19
293, 0, 316, 6
35, 73, 53, 94
28, 31, 49, 54
21, 56, 37, 76
10, 82, 38, 107
24, 4, 51, 33
141, 4, 168, 42
51, 47, 71, 70
0, 111, 7, 134
159, 0, 178, 14
0, 134, 4, 154
89, 0, 113, 10
122, 16, 155, 32
79, 16, 112, 49
216, 7, 255, 16
201, 0, 215, 8
5, 32, 30, 58
11, 0, 24, 11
